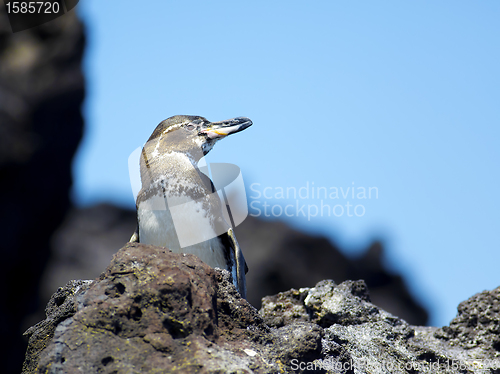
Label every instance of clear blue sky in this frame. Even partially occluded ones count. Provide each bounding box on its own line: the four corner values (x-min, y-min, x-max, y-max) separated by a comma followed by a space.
72, 1, 500, 326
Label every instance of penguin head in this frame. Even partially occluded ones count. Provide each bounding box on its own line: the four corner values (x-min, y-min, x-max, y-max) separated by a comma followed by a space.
145, 115, 253, 161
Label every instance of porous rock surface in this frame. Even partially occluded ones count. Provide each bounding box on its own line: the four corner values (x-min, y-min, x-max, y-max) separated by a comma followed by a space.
24, 243, 500, 373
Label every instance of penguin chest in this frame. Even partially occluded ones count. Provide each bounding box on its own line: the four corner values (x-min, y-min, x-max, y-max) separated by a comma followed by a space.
137, 202, 228, 270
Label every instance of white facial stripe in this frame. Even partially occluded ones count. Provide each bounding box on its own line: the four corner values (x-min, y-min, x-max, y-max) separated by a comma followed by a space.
150, 121, 192, 158
151, 136, 162, 158
161, 122, 186, 136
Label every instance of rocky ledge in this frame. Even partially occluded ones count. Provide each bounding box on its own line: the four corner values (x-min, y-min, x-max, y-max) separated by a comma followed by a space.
23, 243, 500, 373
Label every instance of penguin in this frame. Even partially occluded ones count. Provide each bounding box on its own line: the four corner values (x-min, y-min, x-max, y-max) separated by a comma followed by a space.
129, 115, 252, 299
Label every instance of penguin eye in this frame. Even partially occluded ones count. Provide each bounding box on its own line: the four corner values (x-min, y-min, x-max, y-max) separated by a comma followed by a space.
186, 124, 196, 131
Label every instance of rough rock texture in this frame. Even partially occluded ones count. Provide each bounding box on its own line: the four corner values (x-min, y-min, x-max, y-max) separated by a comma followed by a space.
262, 281, 500, 374
39, 204, 428, 327
25, 243, 322, 373
435, 287, 500, 353
0, 7, 85, 373
24, 243, 500, 374
23, 280, 94, 374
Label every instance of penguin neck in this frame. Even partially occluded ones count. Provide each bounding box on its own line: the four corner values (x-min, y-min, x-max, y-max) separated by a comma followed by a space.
141, 151, 213, 201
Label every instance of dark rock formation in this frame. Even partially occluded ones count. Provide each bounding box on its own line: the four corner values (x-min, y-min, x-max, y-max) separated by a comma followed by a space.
237, 216, 428, 325
25, 243, 307, 373
0, 7, 85, 373
22, 280, 93, 374
0, 1, 428, 372
262, 281, 500, 373
435, 287, 500, 352
39, 204, 428, 328
24, 243, 500, 374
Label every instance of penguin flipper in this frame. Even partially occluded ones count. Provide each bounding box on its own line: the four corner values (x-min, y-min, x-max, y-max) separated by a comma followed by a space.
223, 228, 247, 299
129, 225, 139, 243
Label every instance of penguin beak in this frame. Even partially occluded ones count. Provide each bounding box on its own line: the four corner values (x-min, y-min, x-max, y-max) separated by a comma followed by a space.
200, 117, 252, 140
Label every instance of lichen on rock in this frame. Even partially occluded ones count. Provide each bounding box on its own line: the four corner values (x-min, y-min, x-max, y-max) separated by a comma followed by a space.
23, 243, 500, 373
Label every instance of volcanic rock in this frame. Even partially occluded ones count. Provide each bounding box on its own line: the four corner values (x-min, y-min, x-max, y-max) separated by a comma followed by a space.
24, 242, 500, 373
